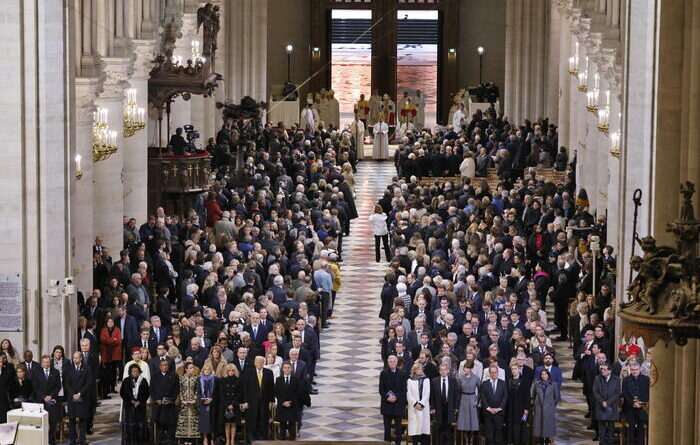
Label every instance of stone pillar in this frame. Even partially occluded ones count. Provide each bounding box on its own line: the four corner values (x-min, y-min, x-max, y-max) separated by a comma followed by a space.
504, 0, 516, 120
94, 58, 131, 253
122, 41, 155, 223
546, 0, 561, 121
648, 340, 675, 443
226, 0, 268, 103
557, 9, 572, 150
72, 78, 101, 298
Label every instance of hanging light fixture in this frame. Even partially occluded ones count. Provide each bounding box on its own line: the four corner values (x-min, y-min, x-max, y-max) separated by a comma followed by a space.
123, 88, 145, 138
92, 108, 118, 162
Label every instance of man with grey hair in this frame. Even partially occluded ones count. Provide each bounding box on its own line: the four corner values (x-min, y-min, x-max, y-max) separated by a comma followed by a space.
126, 272, 150, 308
313, 261, 333, 328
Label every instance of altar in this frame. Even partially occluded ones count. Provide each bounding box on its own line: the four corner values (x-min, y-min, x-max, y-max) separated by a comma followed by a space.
267, 98, 299, 126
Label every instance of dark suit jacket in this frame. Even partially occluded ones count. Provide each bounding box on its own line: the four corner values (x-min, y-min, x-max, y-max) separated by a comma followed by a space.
243, 324, 269, 345
593, 374, 621, 421
150, 371, 179, 425
274, 374, 301, 422
242, 368, 275, 424
130, 337, 158, 357
430, 375, 460, 424
622, 374, 649, 422
378, 368, 407, 416
32, 367, 61, 422
64, 364, 93, 418
21, 361, 40, 381
480, 378, 508, 412
149, 356, 176, 376
214, 303, 235, 320
118, 315, 139, 345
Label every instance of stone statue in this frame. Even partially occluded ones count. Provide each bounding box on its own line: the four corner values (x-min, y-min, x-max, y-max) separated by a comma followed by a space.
197, 3, 221, 62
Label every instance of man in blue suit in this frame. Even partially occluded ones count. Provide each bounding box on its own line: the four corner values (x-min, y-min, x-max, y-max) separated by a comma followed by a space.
243, 312, 269, 345
535, 352, 563, 397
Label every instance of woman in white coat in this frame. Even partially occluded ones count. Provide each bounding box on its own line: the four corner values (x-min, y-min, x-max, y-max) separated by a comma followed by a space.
368, 205, 391, 262
459, 151, 476, 179
406, 363, 431, 445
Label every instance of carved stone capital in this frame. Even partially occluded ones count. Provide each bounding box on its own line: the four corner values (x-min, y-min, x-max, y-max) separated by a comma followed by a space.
132, 39, 158, 80
75, 77, 103, 125
100, 57, 134, 101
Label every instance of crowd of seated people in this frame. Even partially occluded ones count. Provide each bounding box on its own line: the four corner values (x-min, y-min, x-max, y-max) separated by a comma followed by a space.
374, 111, 650, 445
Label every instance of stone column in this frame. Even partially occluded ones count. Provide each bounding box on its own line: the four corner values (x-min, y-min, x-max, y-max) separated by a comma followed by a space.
94, 58, 131, 253
557, 8, 572, 150
546, 0, 561, 121
72, 78, 101, 298
504, 0, 516, 120
226, 0, 268, 103
648, 340, 675, 443
122, 41, 155, 223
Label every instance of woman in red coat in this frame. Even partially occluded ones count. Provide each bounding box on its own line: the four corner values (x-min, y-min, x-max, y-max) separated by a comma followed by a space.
205, 191, 222, 227
99, 317, 122, 397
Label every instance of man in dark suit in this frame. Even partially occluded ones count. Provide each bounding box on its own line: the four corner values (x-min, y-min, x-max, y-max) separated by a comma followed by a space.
64, 350, 93, 445
430, 362, 460, 445
593, 363, 621, 445
155, 287, 174, 328
82, 296, 106, 332
33, 355, 61, 445
149, 343, 175, 376
131, 329, 157, 357
242, 356, 275, 441
21, 350, 40, 382
78, 338, 99, 434
275, 362, 301, 440
622, 362, 649, 445
480, 365, 508, 445
214, 292, 235, 320
117, 304, 138, 360
233, 346, 253, 377
378, 355, 407, 445
184, 337, 208, 369
243, 312, 269, 345
535, 352, 563, 393
150, 359, 179, 444
149, 315, 169, 345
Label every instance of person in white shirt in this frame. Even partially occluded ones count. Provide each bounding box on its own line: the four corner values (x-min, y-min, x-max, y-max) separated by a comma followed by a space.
373, 114, 389, 160
369, 205, 391, 262
300, 102, 315, 132
452, 103, 466, 129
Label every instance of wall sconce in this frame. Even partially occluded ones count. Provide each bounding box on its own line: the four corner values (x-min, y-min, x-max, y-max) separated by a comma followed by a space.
577, 56, 588, 92
448, 48, 456, 55
74, 154, 83, 180
123, 88, 145, 138
586, 73, 599, 114
568, 42, 580, 76
312, 46, 320, 53
92, 108, 118, 162
610, 130, 621, 158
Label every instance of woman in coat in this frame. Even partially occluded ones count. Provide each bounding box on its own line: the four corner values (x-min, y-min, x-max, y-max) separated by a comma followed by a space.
459, 151, 476, 179
119, 363, 150, 445
205, 191, 223, 228
99, 317, 122, 396
198, 363, 217, 445
531, 368, 560, 443
217, 364, 240, 445
8, 365, 33, 408
456, 361, 480, 443
506, 364, 531, 445
406, 363, 430, 444
176, 362, 200, 441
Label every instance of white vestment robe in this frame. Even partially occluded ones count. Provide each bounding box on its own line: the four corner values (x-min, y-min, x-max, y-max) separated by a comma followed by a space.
414, 95, 426, 129
373, 121, 389, 160
350, 119, 365, 157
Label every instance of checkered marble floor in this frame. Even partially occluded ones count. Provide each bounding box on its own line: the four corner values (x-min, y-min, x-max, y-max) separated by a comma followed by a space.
85, 161, 596, 444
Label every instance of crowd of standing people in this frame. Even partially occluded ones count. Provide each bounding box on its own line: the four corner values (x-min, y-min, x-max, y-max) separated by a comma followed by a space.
373, 109, 650, 445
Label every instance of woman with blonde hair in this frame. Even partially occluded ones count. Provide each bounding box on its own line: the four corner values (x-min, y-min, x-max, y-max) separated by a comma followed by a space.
166, 345, 183, 373
341, 162, 355, 191
406, 363, 430, 444
203, 345, 228, 378
217, 364, 240, 445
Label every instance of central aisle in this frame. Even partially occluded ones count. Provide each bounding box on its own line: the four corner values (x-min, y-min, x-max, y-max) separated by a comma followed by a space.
301, 162, 395, 441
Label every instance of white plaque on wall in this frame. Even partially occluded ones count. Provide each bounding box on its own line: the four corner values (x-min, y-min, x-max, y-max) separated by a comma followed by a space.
0, 275, 22, 332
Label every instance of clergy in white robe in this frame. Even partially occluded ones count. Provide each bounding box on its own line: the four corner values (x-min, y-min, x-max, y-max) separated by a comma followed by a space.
397, 91, 409, 114
452, 104, 466, 129
350, 115, 365, 159
325, 90, 341, 128
448, 90, 465, 127
414, 90, 426, 130
398, 118, 415, 140
300, 103, 315, 131
406, 370, 431, 437
373, 116, 389, 160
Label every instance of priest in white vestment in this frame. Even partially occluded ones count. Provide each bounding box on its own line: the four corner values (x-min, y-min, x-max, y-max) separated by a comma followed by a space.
325, 90, 341, 128
373, 114, 389, 160
452, 103, 466, 129
300, 102, 315, 131
368, 90, 381, 127
414, 89, 426, 130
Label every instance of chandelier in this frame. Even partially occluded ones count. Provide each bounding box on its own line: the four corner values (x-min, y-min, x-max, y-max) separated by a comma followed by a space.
597, 90, 610, 136
92, 108, 118, 162
123, 88, 145, 138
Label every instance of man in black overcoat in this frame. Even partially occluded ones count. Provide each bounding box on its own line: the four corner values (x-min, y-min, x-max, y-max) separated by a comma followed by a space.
150, 359, 179, 444
430, 362, 460, 445
0, 352, 15, 423
64, 350, 93, 445
242, 356, 275, 441
275, 362, 301, 440
378, 355, 407, 445
480, 365, 508, 445
33, 355, 61, 444
622, 362, 650, 445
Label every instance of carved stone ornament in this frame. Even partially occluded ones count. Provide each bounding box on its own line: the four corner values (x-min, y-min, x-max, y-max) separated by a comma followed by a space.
619, 182, 700, 346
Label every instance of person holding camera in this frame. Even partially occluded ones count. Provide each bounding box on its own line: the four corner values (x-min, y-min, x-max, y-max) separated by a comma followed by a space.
169, 127, 187, 156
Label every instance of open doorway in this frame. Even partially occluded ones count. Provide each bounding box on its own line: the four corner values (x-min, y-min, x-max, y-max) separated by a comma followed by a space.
396, 10, 438, 130
330, 9, 372, 128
